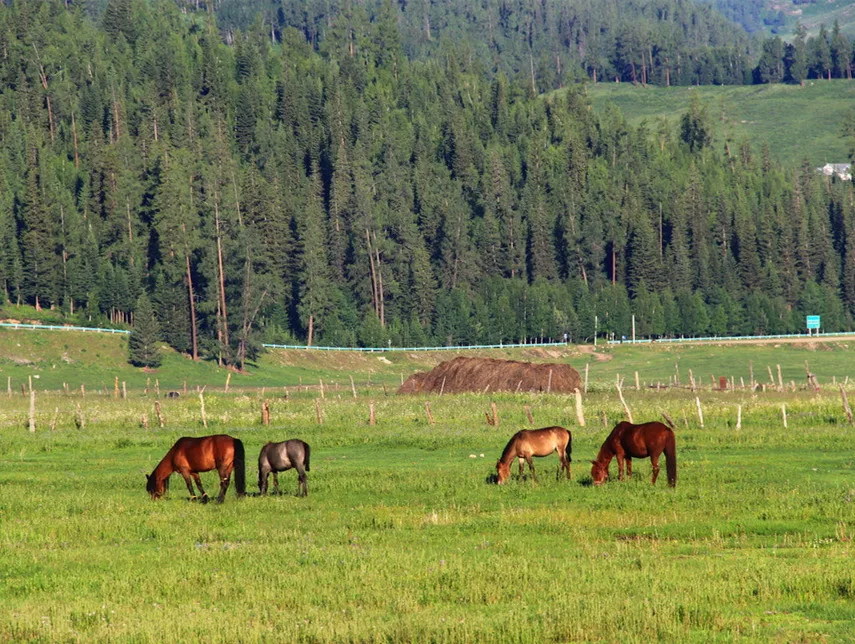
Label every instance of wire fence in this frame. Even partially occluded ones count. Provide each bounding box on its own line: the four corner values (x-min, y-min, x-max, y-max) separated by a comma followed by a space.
3, 320, 851, 348
0, 322, 130, 334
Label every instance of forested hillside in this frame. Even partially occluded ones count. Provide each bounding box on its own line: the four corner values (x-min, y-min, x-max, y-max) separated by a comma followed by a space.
1, 1, 855, 368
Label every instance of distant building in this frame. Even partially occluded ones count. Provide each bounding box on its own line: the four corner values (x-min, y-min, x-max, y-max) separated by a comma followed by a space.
817, 163, 852, 181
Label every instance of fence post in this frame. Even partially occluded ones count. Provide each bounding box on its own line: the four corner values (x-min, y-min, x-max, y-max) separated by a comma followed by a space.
695, 397, 704, 428
840, 385, 853, 424
574, 388, 585, 426
28, 388, 36, 432
199, 389, 208, 428
425, 401, 435, 425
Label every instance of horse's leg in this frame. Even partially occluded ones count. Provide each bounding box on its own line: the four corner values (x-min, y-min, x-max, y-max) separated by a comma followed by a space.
650, 453, 660, 485
616, 453, 626, 481
525, 455, 537, 483
558, 451, 571, 480
272, 471, 281, 495
180, 471, 198, 501
625, 457, 633, 479
215, 466, 232, 503
517, 457, 525, 479
295, 464, 307, 497
259, 466, 270, 495
191, 473, 209, 503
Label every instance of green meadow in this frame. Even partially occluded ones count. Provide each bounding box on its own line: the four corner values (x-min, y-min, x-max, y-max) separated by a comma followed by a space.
584, 80, 855, 168
2, 338, 855, 641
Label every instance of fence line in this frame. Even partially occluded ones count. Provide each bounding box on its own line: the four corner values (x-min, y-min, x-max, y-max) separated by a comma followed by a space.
262, 341, 569, 352
0, 322, 130, 334
5, 320, 854, 349
607, 331, 855, 345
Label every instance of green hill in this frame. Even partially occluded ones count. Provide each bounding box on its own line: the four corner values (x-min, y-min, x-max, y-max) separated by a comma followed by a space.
6, 327, 855, 394
584, 80, 855, 167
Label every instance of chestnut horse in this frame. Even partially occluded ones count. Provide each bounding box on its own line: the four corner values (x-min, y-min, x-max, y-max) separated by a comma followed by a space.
496, 426, 572, 484
146, 434, 246, 503
590, 421, 676, 487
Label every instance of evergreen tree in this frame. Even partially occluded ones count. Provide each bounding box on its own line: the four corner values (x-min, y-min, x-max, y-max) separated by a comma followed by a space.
128, 293, 162, 368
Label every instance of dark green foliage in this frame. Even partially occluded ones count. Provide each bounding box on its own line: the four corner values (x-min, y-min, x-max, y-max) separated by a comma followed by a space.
128, 293, 161, 368
1, 0, 855, 358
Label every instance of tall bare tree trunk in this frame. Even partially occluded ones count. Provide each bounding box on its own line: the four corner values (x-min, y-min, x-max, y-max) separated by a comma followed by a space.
214, 198, 229, 361
182, 224, 198, 360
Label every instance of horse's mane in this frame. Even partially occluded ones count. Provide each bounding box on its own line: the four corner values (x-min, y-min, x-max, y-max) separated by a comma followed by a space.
499, 432, 522, 463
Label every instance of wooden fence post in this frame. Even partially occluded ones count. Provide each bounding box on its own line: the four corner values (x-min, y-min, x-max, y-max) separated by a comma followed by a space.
840, 385, 853, 424
584, 363, 589, 394
781, 404, 787, 428
315, 399, 324, 424
574, 388, 585, 426
350, 375, 357, 398
199, 389, 208, 428
50, 407, 59, 431
525, 405, 534, 425
424, 401, 435, 425
262, 400, 270, 426
695, 397, 704, 428
368, 401, 375, 426
736, 404, 742, 430
28, 388, 36, 432
154, 400, 165, 428
225, 372, 231, 393
616, 377, 633, 423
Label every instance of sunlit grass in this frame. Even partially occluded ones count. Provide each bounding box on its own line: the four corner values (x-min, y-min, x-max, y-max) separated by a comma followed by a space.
1, 387, 854, 642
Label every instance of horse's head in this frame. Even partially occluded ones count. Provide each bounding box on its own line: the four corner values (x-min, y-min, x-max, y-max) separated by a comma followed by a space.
496, 460, 511, 484
146, 473, 166, 499
590, 460, 608, 486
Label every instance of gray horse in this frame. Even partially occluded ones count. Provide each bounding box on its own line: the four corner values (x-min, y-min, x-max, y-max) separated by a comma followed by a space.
258, 439, 311, 497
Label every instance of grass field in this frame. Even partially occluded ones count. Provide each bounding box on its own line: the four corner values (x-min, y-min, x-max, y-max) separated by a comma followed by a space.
584, 81, 855, 168
2, 362, 854, 641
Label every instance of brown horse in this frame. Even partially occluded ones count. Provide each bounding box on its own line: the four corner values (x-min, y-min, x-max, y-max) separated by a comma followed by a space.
590, 421, 676, 487
146, 434, 246, 503
496, 426, 572, 484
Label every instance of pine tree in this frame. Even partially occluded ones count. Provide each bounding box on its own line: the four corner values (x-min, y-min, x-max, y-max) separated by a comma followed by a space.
128, 293, 162, 368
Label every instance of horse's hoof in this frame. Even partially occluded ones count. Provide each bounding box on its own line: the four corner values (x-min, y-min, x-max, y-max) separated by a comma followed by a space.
200, 495, 209, 504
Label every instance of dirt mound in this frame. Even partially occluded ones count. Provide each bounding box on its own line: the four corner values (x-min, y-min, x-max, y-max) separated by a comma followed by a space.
398, 356, 581, 395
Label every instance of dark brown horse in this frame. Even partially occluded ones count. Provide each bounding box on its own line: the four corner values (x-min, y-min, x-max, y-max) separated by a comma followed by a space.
496, 426, 572, 484
591, 421, 676, 487
146, 435, 246, 503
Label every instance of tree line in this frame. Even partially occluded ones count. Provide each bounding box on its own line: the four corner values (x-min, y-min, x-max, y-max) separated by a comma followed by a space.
2, 0, 855, 369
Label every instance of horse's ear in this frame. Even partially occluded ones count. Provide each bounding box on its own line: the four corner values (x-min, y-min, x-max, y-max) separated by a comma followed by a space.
145, 474, 150, 481
590, 460, 598, 465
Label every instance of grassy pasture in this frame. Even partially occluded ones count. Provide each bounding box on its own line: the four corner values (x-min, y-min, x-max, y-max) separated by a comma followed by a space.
583, 80, 855, 168
1, 379, 854, 642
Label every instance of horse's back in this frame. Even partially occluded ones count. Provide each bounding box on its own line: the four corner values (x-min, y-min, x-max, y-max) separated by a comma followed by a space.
262, 439, 308, 471
623, 422, 673, 456
508, 426, 570, 457
171, 434, 237, 470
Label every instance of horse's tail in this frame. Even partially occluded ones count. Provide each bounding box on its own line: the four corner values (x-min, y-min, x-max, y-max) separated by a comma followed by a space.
304, 442, 311, 472
233, 438, 246, 497
664, 430, 677, 487
564, 429, 572, 463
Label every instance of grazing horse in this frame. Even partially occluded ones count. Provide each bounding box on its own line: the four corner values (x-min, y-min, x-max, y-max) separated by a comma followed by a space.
590, 421, 676, 487
258, 439, 311, 497
496, 426, 572, 484
146, 434, 246, 503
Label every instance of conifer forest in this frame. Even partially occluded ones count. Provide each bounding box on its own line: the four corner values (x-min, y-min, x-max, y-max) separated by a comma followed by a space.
3, 0, 855, 367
